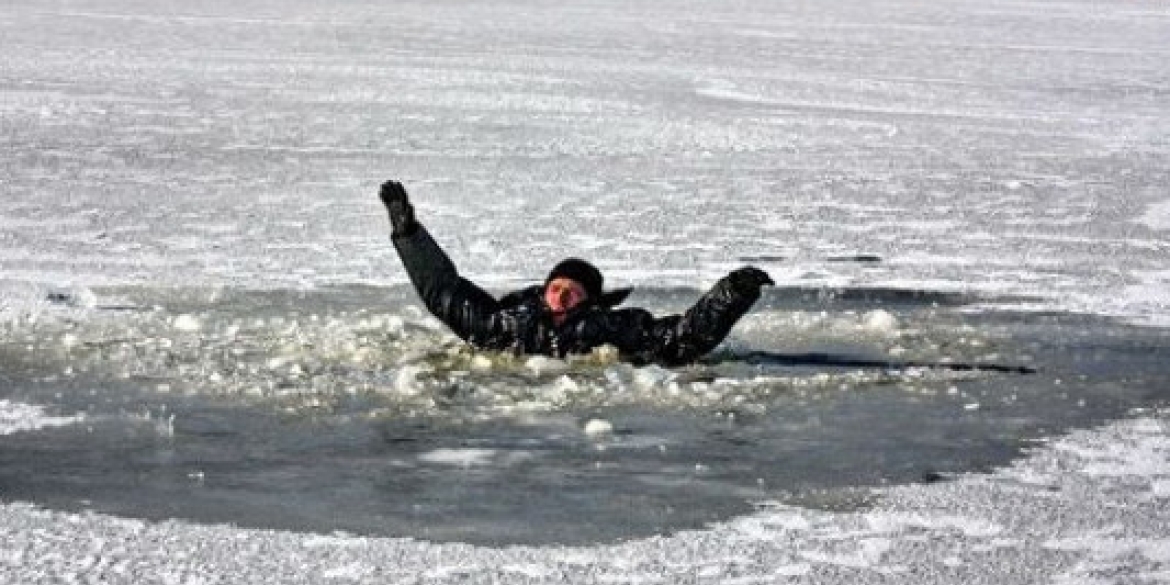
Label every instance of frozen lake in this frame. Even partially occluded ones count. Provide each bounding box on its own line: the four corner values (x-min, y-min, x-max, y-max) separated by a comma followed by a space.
1, 0, 1168, 582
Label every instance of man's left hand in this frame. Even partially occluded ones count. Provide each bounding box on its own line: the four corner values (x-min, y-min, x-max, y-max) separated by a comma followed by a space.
379, 180, 416, 235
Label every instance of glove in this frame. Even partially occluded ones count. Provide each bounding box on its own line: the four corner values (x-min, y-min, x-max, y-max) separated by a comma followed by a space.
725, 266, 775, 295
379, 180, 416, 236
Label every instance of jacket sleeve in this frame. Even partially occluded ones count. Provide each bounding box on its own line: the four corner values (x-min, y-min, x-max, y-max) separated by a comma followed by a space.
391, 222, 501, 342
607, 274, 762, 365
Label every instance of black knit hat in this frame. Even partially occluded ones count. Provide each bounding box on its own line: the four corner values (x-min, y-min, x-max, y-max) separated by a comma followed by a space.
545, 258, 604, 300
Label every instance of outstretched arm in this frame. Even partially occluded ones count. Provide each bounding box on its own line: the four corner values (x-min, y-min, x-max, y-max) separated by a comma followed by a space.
380, 181, 501, 341
603, 267, 773, 365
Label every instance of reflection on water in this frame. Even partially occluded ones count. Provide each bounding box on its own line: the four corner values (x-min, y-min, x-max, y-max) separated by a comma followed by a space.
0, 285, 1167, 545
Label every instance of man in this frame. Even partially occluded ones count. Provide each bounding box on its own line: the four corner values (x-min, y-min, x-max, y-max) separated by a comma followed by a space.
380, 180, 773, 366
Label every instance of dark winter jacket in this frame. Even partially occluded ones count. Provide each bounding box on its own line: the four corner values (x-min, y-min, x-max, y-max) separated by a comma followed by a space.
392, 223, 764, 366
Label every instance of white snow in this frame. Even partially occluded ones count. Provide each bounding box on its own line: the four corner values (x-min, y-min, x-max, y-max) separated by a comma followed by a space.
0, 0, 1168, 581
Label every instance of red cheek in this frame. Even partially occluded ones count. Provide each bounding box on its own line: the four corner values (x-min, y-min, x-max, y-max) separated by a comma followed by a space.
545, 290, 563, 310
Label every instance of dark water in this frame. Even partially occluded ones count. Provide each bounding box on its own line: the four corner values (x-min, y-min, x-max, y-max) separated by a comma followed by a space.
0, 285, 1167, 545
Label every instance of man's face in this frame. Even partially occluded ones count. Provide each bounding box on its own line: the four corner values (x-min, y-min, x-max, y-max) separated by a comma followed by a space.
544, 277, 588, 318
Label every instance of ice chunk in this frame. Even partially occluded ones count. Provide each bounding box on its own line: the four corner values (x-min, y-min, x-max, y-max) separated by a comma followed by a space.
526, 356, 568, 376
470, 355, 494, 371
393, 364, 428, 395
583, 418, 614, 437
418, 448, 496, 467
861, 309, 898, 333
553, 375, 580, 394
632, 365, 675, 390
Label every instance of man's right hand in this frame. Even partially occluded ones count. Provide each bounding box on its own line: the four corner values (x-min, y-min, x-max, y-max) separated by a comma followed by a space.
379, 180, 416, 236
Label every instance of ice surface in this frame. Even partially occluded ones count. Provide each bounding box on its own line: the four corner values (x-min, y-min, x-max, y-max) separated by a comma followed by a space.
1, 0, 1169, 580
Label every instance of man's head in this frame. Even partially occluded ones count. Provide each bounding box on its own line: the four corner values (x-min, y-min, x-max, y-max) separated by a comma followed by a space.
544, 258, 603, 318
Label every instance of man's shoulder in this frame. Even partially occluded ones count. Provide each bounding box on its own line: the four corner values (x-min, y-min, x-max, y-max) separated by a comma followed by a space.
498, 285, 544, 309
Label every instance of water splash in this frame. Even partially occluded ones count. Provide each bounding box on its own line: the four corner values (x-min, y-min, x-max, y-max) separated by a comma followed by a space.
3, 286, 1006, 421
